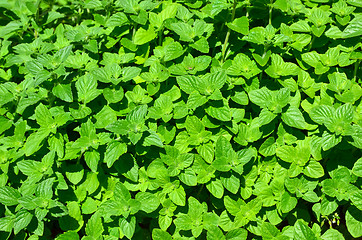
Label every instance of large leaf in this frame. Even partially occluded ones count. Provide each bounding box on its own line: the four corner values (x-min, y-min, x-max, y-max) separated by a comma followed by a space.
346, 206, 362, 238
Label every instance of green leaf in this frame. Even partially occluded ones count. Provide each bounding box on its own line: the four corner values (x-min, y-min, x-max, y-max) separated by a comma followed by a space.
103, 87, 124, 103
303, 160, 324, 178
253, 50, 272, 66
143, 131, 164, 147
346, 206, 362, 238
187, 91, 208, 109
119, 216, 136, 239
248, 87, 273, 109
260, 222, 280, 239
342, 14, 362, 38
104, 142, 127, 168
259, 137, 276, 157
214, 136, 234, 171
106, 12, 128, 27
265, 54, 300, 78
169, 186, 186, 206
225, 228, 248, 240
185, 116, 204, 135
0, 186, 20, 206
0, 116, 12, 135
321, 229, 345, 240
221, 173, 240, 194
351, 190, 362, 211
14, 209, 33, 234
53, 84, 73, 102
190, 37, 210, 53
321, 131, 342, 151
0, 216, 13, 232
171, 22, 194, 42
36, 177, 55, 199
347, 0, 362, 7
135, 192, 160, 213
206, 105, 232, 122
35, 103, 53, 127
85, 212, 103, 238
228, 53, 261, 78
279, 192, 297, 213
76, 74, 101, 104
94, 106, 117, 129
54, 45, 73, 64
206, 178, 224, 198
282, 107, 310, 130
55, 232, 80, 240
174, 213, 192, 230
207, 226, 226, 240
309, 105, 335, 125
352, 157, 362, 177
177, 75, 199, 94
59, 201, 84, 231
276, 145, 295, 163
134, 27, 157, 45
24, 128, 51, 156
0, 21, 22, 38
114, 182, 131, 202
227, 16, 249, 35
152, 229, 172, 240
164, 41, 184, 62
115, 0, 138, 14
293, 220, 318, 240
84, 150, 100, 172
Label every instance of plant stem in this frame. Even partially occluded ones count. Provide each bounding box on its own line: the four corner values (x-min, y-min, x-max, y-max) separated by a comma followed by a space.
307, 35, 315, 51
353, 59, 361, 81
33, 0, 42, 23
132, 24, 137, 41
269, 6, 273, 25
221, 0, 237, 63
197, 184, 204, 198
158, 29, 163, 46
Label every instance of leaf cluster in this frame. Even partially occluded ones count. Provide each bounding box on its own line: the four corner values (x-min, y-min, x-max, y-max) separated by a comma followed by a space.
0, 0, 361, 239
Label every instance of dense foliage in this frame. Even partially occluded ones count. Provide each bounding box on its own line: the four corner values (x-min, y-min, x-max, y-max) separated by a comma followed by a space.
0, 0, 361, 239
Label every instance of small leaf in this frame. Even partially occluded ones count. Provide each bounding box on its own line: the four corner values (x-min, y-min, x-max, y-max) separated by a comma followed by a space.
303, 160, 325, 178
282, 107, 312, 130
0, 186, 21, 206
104, 142, 127, 168
279, 192, 297, 213
207, 226, 226, 240
321, 229, 345, 240
143, 131, 164, 148
206, 178, 224, 198
85, 212, 103, 238
352, 157, 362, 177
227, 16, 249, 35
55, 232, 80, 240
135, 192, 160, 213
119, 216, 136, 239
134, 27, 157, 45
309, 105, 335, 125
53, 84, 73, 102
293, 220, 318, 240
169, 186, 186, 206
152, 229, 172, 240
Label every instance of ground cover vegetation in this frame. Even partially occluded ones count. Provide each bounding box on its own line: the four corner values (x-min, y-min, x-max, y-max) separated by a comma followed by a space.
0, 0, 361, 239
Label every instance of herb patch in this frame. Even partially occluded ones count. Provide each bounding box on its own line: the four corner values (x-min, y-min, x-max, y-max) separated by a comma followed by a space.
0, 0, 361, 239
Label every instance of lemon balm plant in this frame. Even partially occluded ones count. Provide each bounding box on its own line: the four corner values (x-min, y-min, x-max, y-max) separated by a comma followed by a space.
0, 0, 361, 239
